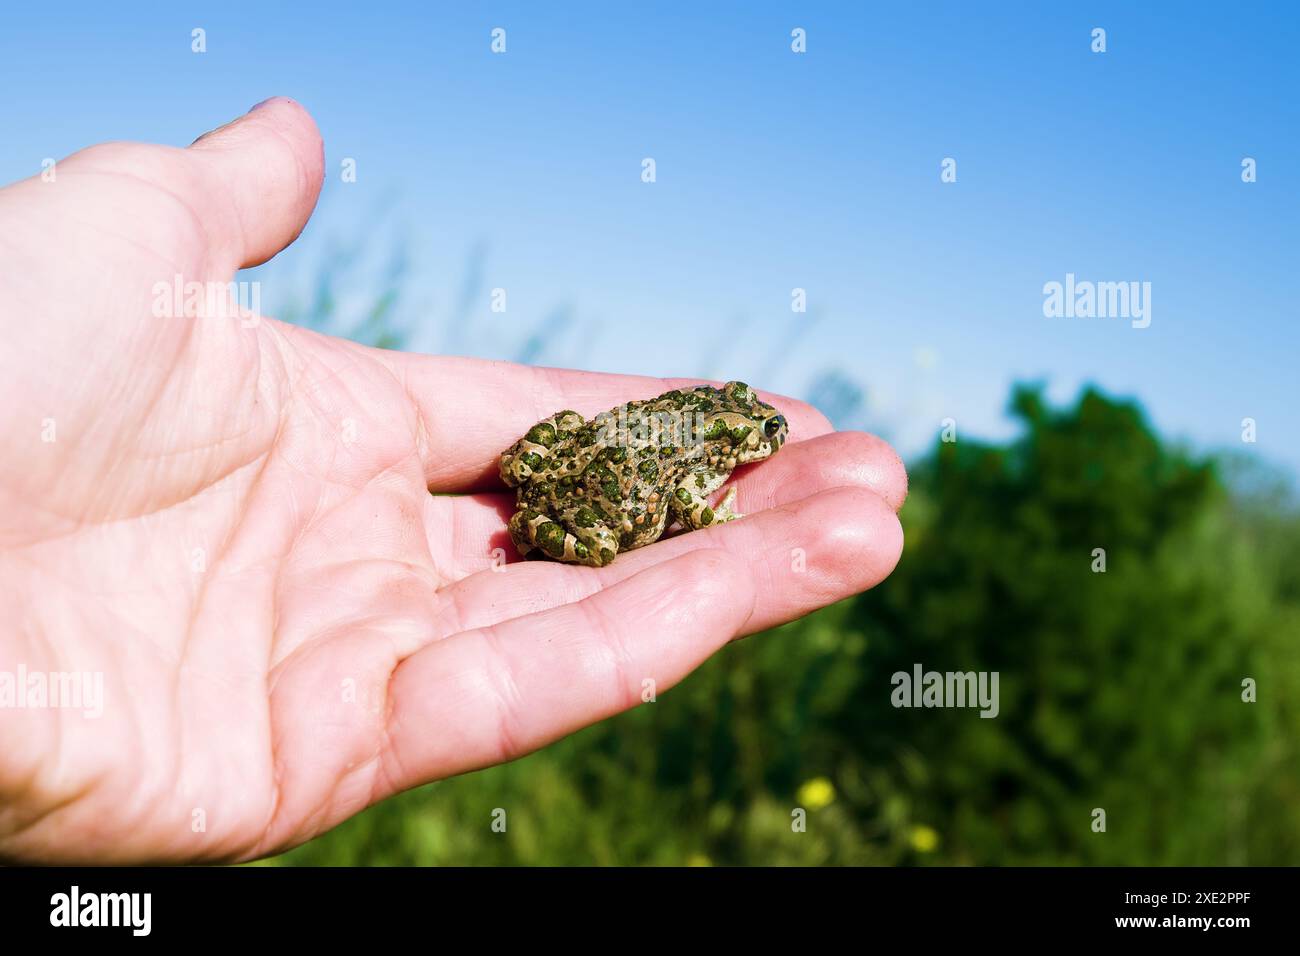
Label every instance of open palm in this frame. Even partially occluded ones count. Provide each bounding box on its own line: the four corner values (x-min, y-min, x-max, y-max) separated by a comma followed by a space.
0, 99, 906, 863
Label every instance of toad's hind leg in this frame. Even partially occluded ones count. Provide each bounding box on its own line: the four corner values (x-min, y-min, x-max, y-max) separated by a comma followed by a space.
499, 410, 587, 487
510, 508, 618, 568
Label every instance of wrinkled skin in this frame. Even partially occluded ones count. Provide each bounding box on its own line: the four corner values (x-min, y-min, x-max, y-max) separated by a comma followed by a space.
0, 98, 907, 863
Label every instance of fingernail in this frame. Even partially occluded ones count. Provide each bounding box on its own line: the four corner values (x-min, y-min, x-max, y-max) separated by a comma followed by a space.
249, 97, 280, 113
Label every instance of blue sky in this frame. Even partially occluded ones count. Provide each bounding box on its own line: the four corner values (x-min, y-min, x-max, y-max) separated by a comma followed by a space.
3, 2, 1297, 473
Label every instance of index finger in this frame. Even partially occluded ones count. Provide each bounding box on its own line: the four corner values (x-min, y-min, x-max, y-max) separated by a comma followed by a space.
379, 549, 756, 790
374, 351, 835, 491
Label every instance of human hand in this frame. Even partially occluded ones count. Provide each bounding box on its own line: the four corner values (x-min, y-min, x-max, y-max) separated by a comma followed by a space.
0, 99, 906, 862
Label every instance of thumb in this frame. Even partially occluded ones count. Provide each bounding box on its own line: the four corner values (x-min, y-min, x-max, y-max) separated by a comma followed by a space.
187, 97, 325, 269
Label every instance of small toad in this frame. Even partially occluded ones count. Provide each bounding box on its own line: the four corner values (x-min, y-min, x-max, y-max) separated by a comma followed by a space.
499, 381, 788, 566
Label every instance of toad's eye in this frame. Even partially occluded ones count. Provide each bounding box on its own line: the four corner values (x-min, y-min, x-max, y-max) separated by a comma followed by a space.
764, 415, 787, 438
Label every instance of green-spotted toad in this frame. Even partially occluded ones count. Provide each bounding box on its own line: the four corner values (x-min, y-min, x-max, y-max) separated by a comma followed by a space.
500, 381, 788, 566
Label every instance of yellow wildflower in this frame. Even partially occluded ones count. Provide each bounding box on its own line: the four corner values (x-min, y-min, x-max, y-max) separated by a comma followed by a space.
909, 824, 940, 853
796, 777, 836, 810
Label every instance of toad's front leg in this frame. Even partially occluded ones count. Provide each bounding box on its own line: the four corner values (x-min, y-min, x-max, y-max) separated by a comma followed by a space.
670, 482, 743, 531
